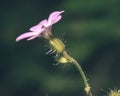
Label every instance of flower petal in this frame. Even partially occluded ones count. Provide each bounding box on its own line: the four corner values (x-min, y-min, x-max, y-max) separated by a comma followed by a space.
47, 11, 64, 26
16, 11, 64, 42
27, 35, 38, 41
30, 19, 47, 31
16, 32, 35, 42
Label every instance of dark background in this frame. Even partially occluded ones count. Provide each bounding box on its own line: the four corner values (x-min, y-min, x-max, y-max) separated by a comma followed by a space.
0, 0, 120, 96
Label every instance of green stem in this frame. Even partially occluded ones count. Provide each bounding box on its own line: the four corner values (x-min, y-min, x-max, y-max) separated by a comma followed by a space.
63, 51, 93, 96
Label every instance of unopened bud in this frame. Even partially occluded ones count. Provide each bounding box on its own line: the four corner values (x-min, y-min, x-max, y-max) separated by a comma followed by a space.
57, 56, 69, 64
109, 89, 120, 96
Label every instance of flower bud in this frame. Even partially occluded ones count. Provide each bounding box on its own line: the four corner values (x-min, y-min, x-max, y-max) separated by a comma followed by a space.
108, 89, 120, 96
57, 56, 69, 64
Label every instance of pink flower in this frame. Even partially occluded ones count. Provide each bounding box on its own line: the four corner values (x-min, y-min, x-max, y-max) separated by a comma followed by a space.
16, 11, 64, 42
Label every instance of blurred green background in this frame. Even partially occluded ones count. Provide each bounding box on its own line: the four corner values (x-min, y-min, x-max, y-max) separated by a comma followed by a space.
0, 0, 120, 96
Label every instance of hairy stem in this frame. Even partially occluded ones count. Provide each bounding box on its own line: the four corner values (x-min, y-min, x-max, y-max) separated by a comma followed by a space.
63, 51, 93, 96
